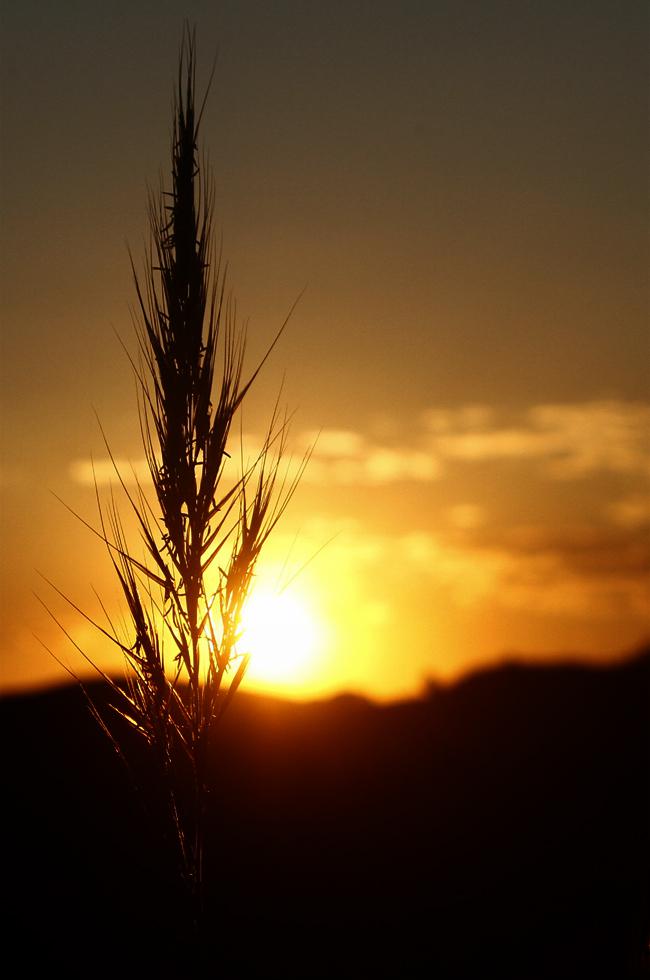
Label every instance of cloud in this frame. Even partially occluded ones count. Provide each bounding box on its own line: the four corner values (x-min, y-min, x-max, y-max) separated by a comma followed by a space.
363, 448, 441, 484
317, 519, 650, 618
398, 531, 512, 605
296, 401, 650, 486
445, 504, 487, 529
305, 429, 365, 458
529, 402, 650, 479
423, 400, 650, 480
423, 404, 494, 433
453, 523, 650, 616
69, 457, 150, 487
70, 400, 650, 492
297, 428, 443, 485
436, 427, 560, 461
607, 494, 650, 529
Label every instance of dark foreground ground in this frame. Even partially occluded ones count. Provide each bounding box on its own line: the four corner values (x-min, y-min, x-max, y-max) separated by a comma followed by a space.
3, 648, 649, 978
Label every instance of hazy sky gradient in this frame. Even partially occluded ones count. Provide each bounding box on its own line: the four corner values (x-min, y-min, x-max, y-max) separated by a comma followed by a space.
1, 1, 648, 697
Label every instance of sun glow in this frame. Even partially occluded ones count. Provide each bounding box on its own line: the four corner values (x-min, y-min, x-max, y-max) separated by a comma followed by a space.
238, 587, 321, 688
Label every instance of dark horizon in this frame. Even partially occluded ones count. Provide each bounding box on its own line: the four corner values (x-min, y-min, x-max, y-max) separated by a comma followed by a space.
3, 636, 649, 706
5, 647, 648, 976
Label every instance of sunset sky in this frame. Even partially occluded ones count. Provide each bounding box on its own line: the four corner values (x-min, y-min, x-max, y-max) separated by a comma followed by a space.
1, 1, 648, 700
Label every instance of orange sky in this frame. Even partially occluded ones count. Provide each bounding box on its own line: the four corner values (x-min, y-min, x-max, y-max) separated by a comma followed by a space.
1, 2, 648, 700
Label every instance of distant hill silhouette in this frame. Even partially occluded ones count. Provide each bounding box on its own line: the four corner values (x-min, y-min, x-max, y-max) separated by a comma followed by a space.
3, 649, 648, 978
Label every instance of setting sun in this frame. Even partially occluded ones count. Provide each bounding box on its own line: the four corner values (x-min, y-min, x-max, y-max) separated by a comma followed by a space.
238, 588, 321, 687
